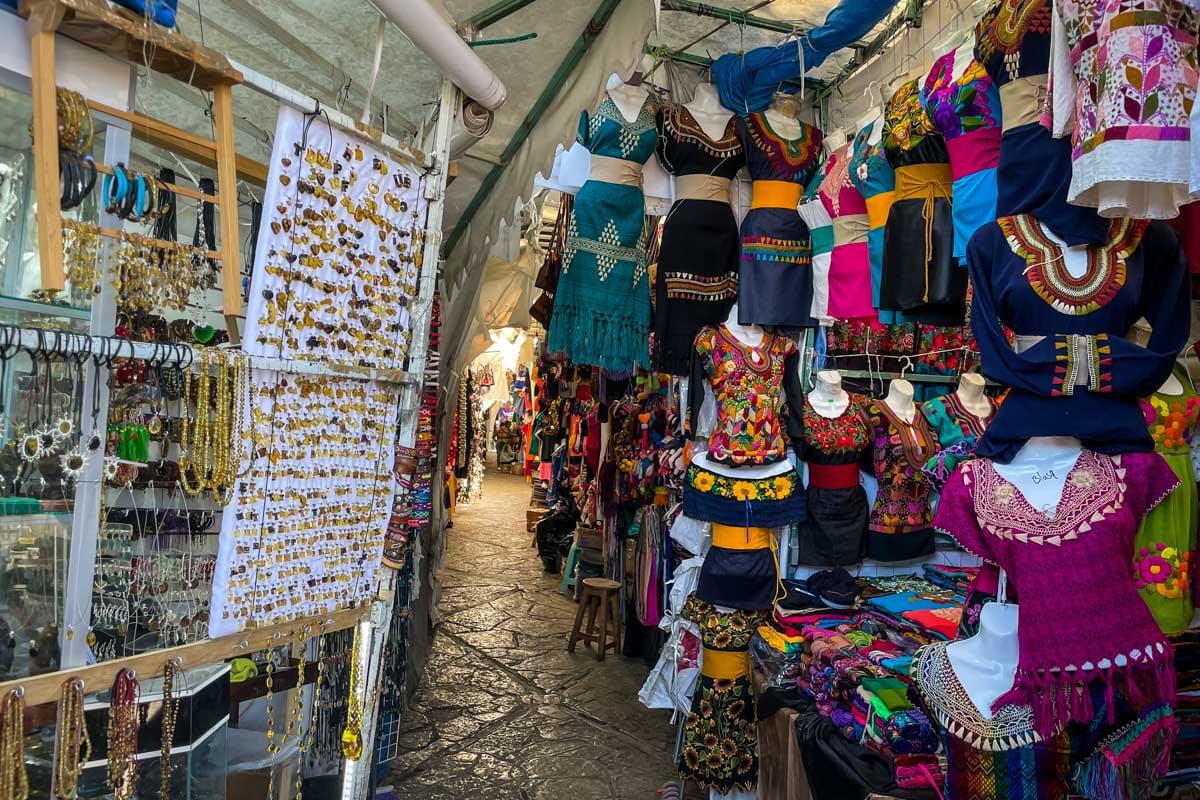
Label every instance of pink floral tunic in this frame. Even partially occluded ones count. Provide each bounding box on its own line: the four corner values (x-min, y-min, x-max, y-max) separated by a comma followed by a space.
936, 450, 1179, 737
1046, 0, 1200, 218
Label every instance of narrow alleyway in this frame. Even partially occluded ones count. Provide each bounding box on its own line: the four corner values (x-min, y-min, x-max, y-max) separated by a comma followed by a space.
387, 469, 678, 799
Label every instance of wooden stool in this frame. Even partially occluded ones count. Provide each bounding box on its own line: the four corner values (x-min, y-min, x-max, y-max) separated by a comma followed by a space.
567, 578, 622, 661
527, 507, 548, 547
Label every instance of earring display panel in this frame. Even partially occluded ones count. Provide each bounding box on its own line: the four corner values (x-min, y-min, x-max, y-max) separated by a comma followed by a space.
208, 368, 399, 635
243, 106, 427, 370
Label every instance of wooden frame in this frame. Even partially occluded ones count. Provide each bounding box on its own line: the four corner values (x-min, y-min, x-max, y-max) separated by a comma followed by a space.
0, 605, 368, 708
21, 0, 247, 333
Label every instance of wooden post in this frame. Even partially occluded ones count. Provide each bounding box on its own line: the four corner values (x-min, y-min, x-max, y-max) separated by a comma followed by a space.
212, 82, 243, 342
28, 11, 66, 293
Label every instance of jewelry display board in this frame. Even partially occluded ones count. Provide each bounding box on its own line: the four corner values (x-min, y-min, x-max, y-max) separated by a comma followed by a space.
208, 368, 399, 636
243, 107, 428, 370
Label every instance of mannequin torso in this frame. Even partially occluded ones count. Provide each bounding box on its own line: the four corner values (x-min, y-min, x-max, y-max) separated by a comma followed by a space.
764, 94, 804, 140
722, 302, 763, 347
684, 83, 733, 142
992, 436, 1083, 519
857, 109, 884, 146
945, 601, 1019, 718
606, 72, 650, 124
955, 373, 992, 420
1159, 368, 1185, 397
824, 129, 848, 154
810, 370, 850, 418
883, 379, 917, 424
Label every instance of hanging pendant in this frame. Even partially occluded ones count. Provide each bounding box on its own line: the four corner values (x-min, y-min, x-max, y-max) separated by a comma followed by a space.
341, 725, 363, 761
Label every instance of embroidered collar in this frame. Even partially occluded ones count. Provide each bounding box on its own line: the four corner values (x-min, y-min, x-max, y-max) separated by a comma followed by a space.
875, 401, 935, 470
962, 451, 1127, 545
974, 0, 1052, 64
818, 144, 854, 216
997, 214, 1147, 316
663, 103, 741, 157
883, 79, 936, 152
912, 642, 1048, 751
743, 113, 822, 178
716, 324, 779, 375
943, 392, 996, 438
597, 93, 657, 136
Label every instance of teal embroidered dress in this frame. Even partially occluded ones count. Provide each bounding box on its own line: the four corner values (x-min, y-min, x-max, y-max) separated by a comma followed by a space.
549, 95, 658, 371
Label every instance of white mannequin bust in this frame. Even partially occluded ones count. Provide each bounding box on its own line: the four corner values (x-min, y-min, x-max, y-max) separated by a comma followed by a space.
725, 301, 764, 347
810, 369, 850, 419
764, 93, 804, 140
883, 378, 916, 423
956, 373, 992, 420
1040, 224, 1089, 278
605, 72, 649, 124
992, 436, 1083, 519
685, 82, 733, 141
951, 40, 975, 75
946, 599, 1019, 718
1160, 367, 1185, 396
824, 128, 848, 153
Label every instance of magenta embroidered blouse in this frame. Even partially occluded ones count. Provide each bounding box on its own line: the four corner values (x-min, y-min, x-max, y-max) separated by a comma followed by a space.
935, 449, 1178, 737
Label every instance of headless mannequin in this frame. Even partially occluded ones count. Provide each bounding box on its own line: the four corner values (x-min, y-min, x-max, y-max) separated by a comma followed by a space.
765, 93, 804, 140
605, 72, 650, 124
1159, 366, 1185, 396
810, 369, 850, 419
857, 108, 884, 146
993, 436, 1082, 519
825, 128, 848, 153
685, 82, 733, 141
946, 598, 1020, 718
692, 302, 792, 480
955, 373, 993, 420
883, 378, 917, 424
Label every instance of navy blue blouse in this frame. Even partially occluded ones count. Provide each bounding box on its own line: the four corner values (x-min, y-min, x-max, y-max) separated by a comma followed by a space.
968, 214, 1189, 463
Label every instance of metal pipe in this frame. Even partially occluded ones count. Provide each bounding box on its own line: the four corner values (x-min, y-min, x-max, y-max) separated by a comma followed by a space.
228, 58, 431, 169
370, 0, 508, 110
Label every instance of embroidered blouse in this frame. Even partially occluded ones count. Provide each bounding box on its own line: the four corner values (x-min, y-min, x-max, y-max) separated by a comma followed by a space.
818, 145, 874, 321
967, 214, 1190, 463
921, 392, 996, 450
936, 450, 1178, 737
687, 325, 805, 466
923, 51, 1002, 260
1045, 0, 1199, 219
800, 394, 872, 466
865, 401, 938, 535
656, 103, 744, 179
737, 113, 823, 185
973, 0, 1053, 128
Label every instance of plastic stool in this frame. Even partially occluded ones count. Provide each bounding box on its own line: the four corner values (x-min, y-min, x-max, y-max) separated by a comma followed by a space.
559, 542, 582, 595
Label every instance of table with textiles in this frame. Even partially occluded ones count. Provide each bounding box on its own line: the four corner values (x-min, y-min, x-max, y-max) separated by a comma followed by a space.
753, 565, 978, 800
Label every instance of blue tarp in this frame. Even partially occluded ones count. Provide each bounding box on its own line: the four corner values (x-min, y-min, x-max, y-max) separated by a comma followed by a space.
712, 0, 900, 113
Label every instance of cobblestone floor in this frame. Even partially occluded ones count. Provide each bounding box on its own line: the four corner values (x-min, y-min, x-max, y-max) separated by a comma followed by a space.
385, 469, 678, 799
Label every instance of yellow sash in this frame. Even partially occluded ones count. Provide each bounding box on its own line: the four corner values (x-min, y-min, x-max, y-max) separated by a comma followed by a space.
702, 647, 752, 680
750, 180, 803, 210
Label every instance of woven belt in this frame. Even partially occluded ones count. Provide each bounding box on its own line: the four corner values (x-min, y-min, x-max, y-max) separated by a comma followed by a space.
808, 462, 861, 490
712, 523, 773, 550
677, 173, 732, 203
864, 191, 895, 228
832, 214, 870, 245
589, 154, 642, 187
894, 163, 953, 303
701, 647, 752, 680
750, 179, 803, 210
1000, 77, 1049, 132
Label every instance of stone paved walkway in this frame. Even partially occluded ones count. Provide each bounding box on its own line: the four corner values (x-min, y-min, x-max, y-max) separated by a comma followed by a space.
386, 469, 678, 799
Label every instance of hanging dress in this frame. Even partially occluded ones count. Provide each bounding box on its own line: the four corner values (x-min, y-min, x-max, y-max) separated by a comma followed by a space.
923, 50, 1002, 262
796, 394, 871, 566
654, 103, 745, 375
679, 597, 766, 793
799, 161, 834, 324
818, 144, 876, 322
849, 120, 904, 324
865, 400, 938, 562
1135, 366, 1200, 634
548, 93, 658, 371
1045, 0, 1200, 219
880, 79, 966, 326
973, 0, 1054, 218
735, 113, 824, 327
